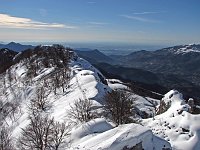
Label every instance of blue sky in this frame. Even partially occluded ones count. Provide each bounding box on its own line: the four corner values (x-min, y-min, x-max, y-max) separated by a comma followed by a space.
0, 0, 199, 45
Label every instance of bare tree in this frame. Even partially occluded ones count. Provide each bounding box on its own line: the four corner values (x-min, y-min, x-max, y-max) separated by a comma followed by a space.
29, 86, 52, 113
0, 101, 21, 125
0, 126, 14, 150
67, 98, 94, 124
7, 69, 12, 86
50, 122, 70, 150
18, 114, 52, 150
104, 90, 136, 125
18, 113, 70, 150
60, 68, 70, 93
52, 68, 70, 94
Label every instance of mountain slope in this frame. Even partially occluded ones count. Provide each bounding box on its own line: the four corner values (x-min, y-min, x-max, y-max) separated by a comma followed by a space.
114, 44, 200, 86
74, 44, 200, 102
1, 45, 200, 149
92, 62, 200, 101
0, 45, 110, 145
106, 44, 200, 102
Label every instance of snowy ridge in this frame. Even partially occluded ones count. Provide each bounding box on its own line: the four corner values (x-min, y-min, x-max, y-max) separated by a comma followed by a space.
52, 57, 110, 122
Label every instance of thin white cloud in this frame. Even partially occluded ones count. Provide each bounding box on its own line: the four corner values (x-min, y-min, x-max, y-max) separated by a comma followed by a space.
0, 13, 77, 29
133, 11, 166, 15
133, 11, 158, 15
120, 15, 160, 23
88, 22, 109, 25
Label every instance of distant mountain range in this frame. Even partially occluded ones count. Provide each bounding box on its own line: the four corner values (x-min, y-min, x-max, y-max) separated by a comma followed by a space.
1, 42, 200, 101
114, 44, 200, 86
75, 44, 200, 101
0, 42, 35, 52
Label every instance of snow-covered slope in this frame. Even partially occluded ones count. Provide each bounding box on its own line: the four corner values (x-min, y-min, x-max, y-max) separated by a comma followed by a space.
52, 57, 110, 121
167, 44, 200, 55
70, 119, 171, 150
1, 45, 200, 150
0, 46, 170, 150
0, 48, 110, 133
142, 90, 200, 150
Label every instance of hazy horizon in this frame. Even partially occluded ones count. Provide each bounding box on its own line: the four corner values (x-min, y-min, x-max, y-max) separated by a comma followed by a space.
1, 40, 199, 55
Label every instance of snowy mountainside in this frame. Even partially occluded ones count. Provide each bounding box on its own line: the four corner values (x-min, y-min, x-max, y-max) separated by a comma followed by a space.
109, 43, 200, 101
142, 90, 200, 150
0, 45, 171, 149
70, 119, 171, 150
52, 56, 111, 121
165, 44, 200, 55
0, 45, 109, 128
1, 45, 200, 149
